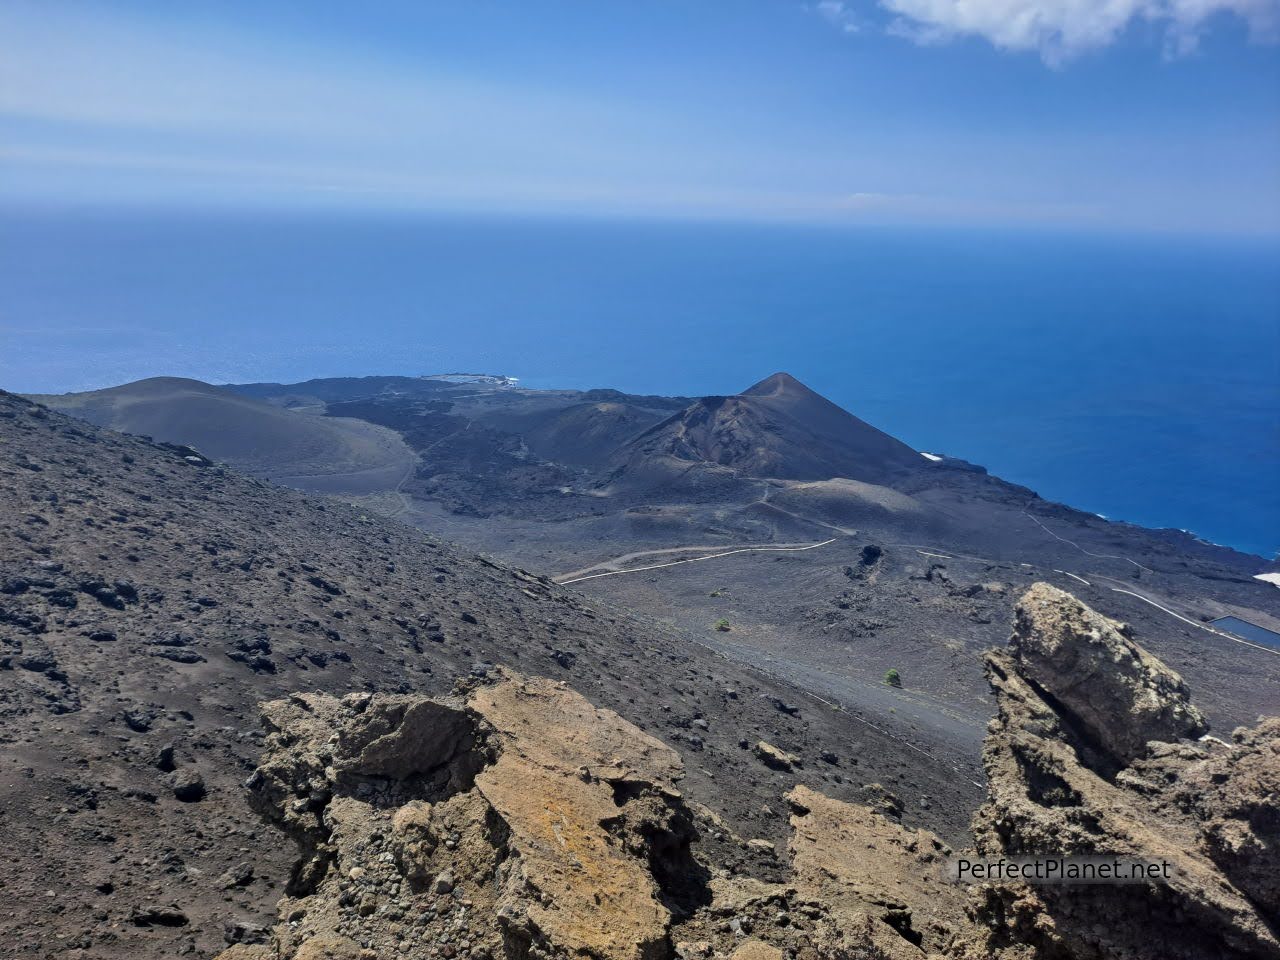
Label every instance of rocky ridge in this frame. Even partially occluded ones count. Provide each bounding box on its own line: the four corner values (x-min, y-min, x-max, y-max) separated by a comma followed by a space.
962, 584, 1279, 960
223, 585, 1277, 960
216, 669, 970, 960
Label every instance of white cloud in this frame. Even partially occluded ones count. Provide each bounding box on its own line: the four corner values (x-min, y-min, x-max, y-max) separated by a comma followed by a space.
814, 0, 1280, 61
814, 1, 863, 34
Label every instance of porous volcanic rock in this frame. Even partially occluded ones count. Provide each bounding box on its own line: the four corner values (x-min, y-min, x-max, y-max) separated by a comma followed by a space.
785, 784, 970, 957
1176, 717, 1280, 924
224, 669, 695, 960
227, 671, 992, 960
962, 584, 1280, 960
1009, 582, 1208, 767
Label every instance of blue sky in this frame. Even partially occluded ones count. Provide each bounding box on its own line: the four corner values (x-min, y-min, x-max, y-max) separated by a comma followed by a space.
2, 0, 1278, 232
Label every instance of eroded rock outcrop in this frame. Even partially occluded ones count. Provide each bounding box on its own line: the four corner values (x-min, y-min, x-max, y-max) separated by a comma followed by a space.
226, 670, 695, 960
1009, 582, 1207, 767
1177, 717, 1280, 924
785, 784, 970, 958
666, 784, 979, 959
222, 586, 1277, 960
964, 583, 1280, 960
225, 669, 977, 960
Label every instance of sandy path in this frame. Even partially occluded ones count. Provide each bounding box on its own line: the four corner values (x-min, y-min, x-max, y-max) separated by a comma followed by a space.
556, 538, 838, 584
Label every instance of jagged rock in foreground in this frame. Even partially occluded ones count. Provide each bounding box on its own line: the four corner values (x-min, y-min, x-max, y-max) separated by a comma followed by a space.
221, 670, 979, 960
1179, 716, 1280, 924
673, 782, 974, 959
1008, 582, 1208, 767
963, 583, 1280, 960
783, 785, 968, 957
225, 670, 689, 960
214, 583, 1278, 960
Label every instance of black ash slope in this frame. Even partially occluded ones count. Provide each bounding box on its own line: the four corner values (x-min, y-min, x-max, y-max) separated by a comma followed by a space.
0, 390, 970, 960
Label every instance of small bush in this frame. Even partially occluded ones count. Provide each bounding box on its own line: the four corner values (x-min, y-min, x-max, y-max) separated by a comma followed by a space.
883, 668, 902, 688
714, 618, 731, 632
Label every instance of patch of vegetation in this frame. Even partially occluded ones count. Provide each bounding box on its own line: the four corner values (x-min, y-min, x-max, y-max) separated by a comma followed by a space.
883, 668, 902, 688
714, 618, 731, 632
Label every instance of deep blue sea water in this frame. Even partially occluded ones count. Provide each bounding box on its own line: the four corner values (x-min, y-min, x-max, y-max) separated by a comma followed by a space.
2, 209, 1277, 558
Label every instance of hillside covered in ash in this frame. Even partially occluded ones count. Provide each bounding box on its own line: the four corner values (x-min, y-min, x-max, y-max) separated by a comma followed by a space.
3, 380, 1275, 959
0, 390, 976, 959
30, 371, 1280, 830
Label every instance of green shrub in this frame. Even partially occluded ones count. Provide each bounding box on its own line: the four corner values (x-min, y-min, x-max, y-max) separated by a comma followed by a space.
883, 668, 902, 688
714, 618, 731, 632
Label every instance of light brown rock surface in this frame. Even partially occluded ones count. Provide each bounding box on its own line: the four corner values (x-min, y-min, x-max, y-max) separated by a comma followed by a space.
964, 584, 1280, 960
787, 784, 968, 956
220, 586, 1278, 960
231, 669, 693, 960
728, 944, 784, 960
666, 785, 982, 959
1009, 582, 1207, 766
227, 668, 985, 960
471, 675, 689, 960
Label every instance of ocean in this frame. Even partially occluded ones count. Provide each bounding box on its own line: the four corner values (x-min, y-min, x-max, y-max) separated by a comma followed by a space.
2, 208, 1277, 558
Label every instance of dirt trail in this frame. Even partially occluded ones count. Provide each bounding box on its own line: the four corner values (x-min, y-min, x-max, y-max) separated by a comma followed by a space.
556, 538, 838, 585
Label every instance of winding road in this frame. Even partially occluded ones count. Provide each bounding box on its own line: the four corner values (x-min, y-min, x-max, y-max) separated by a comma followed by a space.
556, 538, 838, 585
556, 524, 1279, 659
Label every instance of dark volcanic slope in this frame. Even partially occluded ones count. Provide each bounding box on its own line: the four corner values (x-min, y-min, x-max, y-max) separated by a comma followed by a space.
477, 398, 677, 467
228, 375, 448, 405
31, 377, 412, 486
0, 390, 973, 960
615, 372, 925, 485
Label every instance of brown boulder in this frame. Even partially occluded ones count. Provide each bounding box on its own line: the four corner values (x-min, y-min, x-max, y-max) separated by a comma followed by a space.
1181, 717, 1280, 921
240, 669, 691, 960
1010, 583, 1207, 766
967, 587, 1280, 960
753, 740, 800, 772
787, 784, 968, 957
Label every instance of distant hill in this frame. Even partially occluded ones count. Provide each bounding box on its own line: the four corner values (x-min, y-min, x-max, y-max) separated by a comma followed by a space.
29, 377, 413, 489
477, 399, 672, 467
228, 374, 453, 407
613, 372, 926, 485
